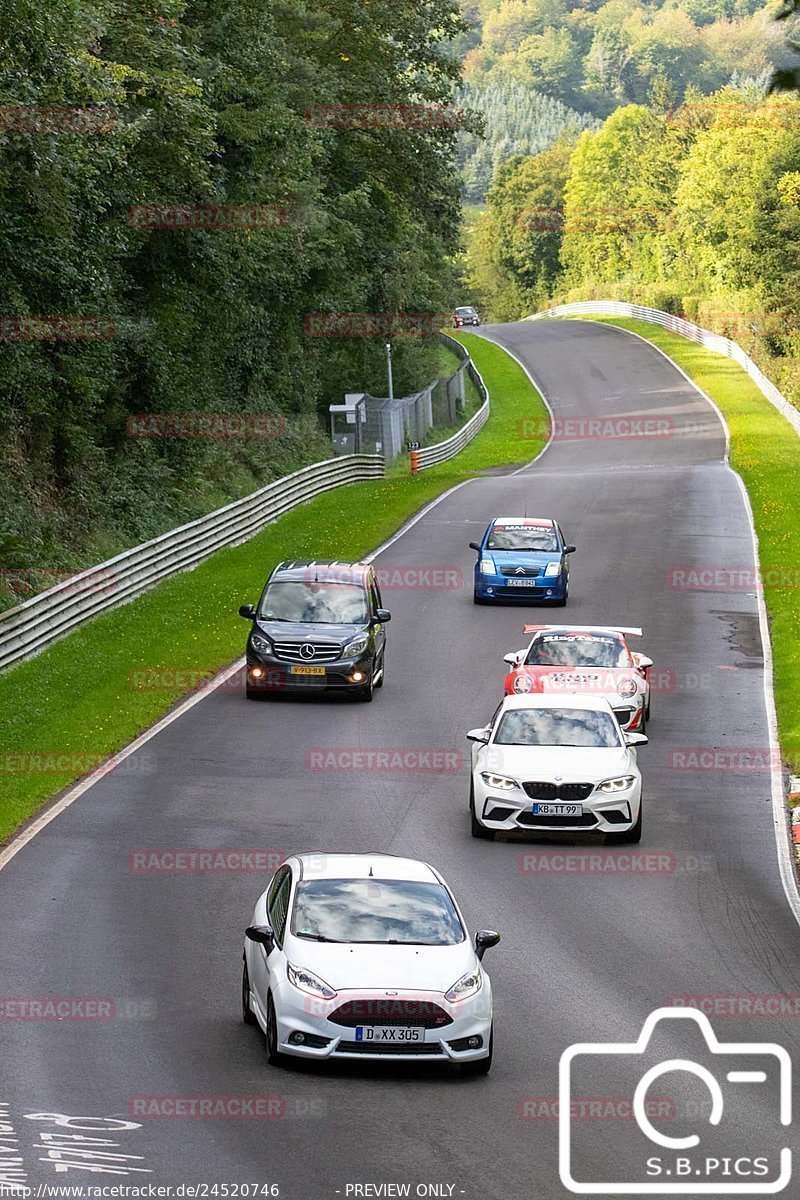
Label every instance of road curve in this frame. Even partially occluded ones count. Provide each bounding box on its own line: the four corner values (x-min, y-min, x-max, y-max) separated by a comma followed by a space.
1, 317, 798, 1199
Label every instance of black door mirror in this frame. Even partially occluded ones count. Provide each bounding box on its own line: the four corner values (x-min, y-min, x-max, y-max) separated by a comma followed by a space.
375, 608, 392, 623
563, 545, 576, 555
475, 929, 501, 960
245, 925, 275, 953
469, 542, 482, 552
239, 604, 256, 619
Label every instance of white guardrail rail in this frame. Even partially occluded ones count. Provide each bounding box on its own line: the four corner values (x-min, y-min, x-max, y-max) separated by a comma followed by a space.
413, 346, 490, 471
529, 301, 800, 438
0, 454, 384, 673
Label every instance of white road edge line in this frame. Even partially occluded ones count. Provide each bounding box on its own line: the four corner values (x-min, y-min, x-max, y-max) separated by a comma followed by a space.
562, 315, 800, 928
0, 334, 553, 874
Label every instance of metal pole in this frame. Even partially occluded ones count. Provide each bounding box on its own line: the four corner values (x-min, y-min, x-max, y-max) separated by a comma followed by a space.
385, 342, 394, 402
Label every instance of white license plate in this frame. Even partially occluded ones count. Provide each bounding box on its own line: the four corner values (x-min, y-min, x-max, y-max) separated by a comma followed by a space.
532, 802, 582, 817
288, 664, 326, 676
354, 1025, 424, 1044
507, 578, 539, 587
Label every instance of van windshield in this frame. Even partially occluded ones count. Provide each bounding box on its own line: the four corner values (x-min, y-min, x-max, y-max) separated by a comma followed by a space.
259, 581, 369, 624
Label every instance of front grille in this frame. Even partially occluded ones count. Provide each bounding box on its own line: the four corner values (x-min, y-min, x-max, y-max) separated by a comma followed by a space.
522, 781, 594, 801
500, 566, 542, 578
335, 1041, 444, 1056
328, 1000, 452, 1029
517, 812, 598, 829
272, 640, 342, 663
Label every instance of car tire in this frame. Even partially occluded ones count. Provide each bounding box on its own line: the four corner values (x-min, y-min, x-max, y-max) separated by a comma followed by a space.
242, 960, 257, 1025
461, 1026, 493, 1076
473, 594, 488, 606
374, 655, 384, 689
554, 577, 569, 607
357, 673, 374, 702
613, 804, 643, 845
470, 784, 494, 840
265, 995, 285, 1065
245, 687, 260, 700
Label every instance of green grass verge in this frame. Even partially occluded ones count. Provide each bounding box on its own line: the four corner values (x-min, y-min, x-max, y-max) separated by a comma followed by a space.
572, 314, 800, 779
0, 332, 547, 844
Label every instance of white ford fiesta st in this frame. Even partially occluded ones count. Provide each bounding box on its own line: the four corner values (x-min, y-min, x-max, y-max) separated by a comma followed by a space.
468, 693, 646, 842
242, 853, 500, 1072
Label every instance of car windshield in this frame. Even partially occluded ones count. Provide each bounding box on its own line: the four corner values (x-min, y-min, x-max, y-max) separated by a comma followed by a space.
525, 634, 630, 668
486, 524, 558, 552
494, 707, 621, 748
291, 878, 465, 945
456, 308, 476, 316
258, 580, 369, 624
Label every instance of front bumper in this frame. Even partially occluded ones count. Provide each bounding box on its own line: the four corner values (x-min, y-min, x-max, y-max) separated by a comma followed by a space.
246, 650, 374, 693
473, 776, 641, 835
475, 574, 566, 602
270, 986, 493, 1064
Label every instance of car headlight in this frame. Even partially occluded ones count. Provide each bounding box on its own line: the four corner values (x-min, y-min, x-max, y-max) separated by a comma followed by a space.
287, 963, 337, 1000
250, 633, 272, 655
598, 775, 636, 793
343, 634, 369, 657
544, 561, 561, 577
480, 771, 519, 790
617, 676, 638, 698
479, 557, 496, 576
445, 968, 482, 1003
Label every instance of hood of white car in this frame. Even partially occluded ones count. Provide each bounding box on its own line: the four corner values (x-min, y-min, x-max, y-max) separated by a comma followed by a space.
283, 938, 477, 994
480, 744, 634, 782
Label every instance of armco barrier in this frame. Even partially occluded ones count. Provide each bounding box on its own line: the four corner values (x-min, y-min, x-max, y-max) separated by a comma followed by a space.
413, 347, 490, 471
529, 302, 800, 438
0, 454, 384, 673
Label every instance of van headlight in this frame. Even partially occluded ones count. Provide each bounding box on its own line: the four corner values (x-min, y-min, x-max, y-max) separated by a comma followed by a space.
251, 633, 272, 655
598, 775, 636, 793
544, 561, 561, 577
344, 633, 369, 657
479, 558, 496, 576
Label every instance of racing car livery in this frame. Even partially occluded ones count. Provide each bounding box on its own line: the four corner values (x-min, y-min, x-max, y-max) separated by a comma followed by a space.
502, 625, 652, 732
469, 517, 575, 605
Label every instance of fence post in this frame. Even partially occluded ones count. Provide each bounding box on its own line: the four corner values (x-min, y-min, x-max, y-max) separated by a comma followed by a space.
410, 449, 419, 476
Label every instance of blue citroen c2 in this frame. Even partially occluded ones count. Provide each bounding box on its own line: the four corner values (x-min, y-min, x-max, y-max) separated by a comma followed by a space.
469, 517, 575, 605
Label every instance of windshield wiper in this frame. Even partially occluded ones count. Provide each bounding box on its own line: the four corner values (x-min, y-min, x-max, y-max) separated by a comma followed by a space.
295, 932, 341, 942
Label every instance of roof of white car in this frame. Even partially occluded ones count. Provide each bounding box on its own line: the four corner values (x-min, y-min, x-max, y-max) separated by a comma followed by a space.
500, 693, 615, 712
294, 853, 438, 883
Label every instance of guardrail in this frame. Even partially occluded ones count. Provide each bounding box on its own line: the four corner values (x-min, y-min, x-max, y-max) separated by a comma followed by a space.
0, 454, 384, 673
529, 302, 800, 438
411, 344, 490, 472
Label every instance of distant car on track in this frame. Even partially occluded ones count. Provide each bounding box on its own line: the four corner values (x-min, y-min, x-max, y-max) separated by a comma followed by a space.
239, 560, 390, 701
467, 693, 646, 843
470, 517, 575, 605
242, 853, 500, 1073
502, 625, 652, 733
453, 306, 480, 328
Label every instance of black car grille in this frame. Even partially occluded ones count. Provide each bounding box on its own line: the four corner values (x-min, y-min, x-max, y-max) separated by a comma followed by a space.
521, 781, 594, 801
335, 1041, 444, 1056
499, 566, 542, 578
328, 1000, 453, 1029
517, 812, 598, 829
272, 640, 342, 663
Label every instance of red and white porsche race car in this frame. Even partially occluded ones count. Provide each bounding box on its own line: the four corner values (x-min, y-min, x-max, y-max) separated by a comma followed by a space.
502, 625, 653, 733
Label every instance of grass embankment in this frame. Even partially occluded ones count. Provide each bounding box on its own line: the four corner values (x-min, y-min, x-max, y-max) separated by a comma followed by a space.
0, 333, 547, 844
576, 315, 800, 779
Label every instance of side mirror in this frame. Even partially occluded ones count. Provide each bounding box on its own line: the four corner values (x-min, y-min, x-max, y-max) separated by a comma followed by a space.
632, 653, 653, 670
475, 929, 501, 960
503, 652, 521, 667
624, 732, 648, 747
375, 608, 392, 623
466, 727, 490, 744
563, 544, 576, 555
239, 604, 256, 619
245, 925, 275, 953
469, 542, 482, 552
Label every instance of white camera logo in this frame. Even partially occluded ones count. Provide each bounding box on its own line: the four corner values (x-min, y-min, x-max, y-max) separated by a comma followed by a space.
559, 1007, 792, 1194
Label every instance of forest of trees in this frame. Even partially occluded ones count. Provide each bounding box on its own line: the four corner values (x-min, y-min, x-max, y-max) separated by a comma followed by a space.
0, 0, 471, 584
464, 85, 800, 406
458, 0, 789, 116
